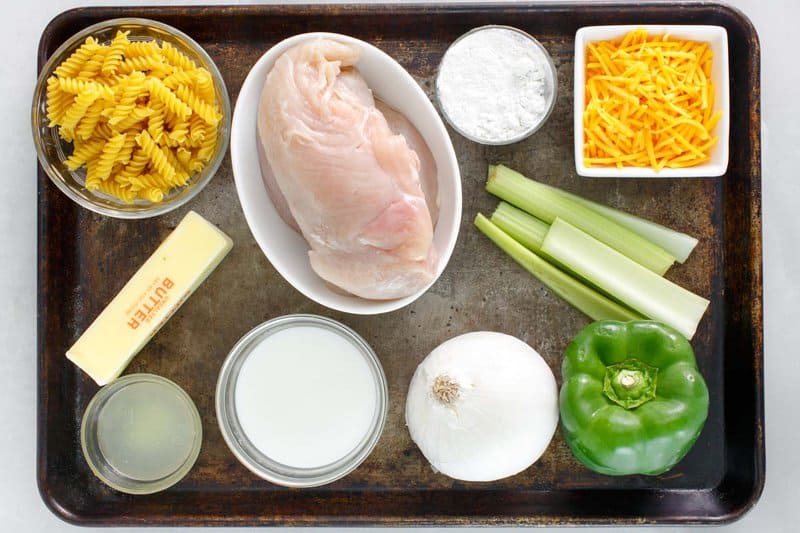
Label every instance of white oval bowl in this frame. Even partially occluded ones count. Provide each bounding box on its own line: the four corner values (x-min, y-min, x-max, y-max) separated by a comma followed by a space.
231, 33, 461, 315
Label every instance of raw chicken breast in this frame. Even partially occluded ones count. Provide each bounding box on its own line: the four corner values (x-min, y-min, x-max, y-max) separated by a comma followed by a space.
259, 98, 440, 232
375, 101, 439, 224
257, 38, 438, 300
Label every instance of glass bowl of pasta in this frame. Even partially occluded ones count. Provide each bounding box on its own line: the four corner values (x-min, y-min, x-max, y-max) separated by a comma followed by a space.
32, 18, 231, 218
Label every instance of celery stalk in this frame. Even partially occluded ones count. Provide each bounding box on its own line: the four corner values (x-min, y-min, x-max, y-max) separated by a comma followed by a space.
490, 202, 548, 251
486, 165, 676, 275
541, 185, 698, 263
540, 218, 709, 339
474, 214, 643, 322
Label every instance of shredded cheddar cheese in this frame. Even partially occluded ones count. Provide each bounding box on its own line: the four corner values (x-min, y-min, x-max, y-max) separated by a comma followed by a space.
583, 28, 722, 170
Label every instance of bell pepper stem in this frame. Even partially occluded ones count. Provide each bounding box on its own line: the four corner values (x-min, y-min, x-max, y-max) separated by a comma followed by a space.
603, 359, 658, 409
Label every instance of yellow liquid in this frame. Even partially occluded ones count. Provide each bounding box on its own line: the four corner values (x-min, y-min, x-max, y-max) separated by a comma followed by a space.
96, 381, 198, 481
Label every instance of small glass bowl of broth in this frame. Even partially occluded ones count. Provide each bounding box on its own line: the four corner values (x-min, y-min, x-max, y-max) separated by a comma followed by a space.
215, 314, 388, 487
80, 374, 202, 494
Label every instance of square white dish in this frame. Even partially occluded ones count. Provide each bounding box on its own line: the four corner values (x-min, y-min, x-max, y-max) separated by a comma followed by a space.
574, 25, 730, 178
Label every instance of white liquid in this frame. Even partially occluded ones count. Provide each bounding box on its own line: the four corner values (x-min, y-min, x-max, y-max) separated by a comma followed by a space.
234, 325, 377, 468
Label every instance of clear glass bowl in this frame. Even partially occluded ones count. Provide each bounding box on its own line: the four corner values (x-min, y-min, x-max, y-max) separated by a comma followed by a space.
216, 314, 389, 487
31, 18, 231, 219
80, 374, 203, 495
435, 25, 558, 146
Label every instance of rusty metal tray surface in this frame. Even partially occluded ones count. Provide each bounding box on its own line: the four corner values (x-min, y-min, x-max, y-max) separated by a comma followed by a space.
37, 2, 763, 526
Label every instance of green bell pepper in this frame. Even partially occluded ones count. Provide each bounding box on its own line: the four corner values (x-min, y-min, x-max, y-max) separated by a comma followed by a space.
559, 320, 709, 476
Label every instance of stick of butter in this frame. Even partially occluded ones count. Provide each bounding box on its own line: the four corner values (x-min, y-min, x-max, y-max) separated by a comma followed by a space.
67, 211, 233, 385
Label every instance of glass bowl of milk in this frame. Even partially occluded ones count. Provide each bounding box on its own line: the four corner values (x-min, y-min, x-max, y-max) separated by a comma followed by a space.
215, 314, 388, 487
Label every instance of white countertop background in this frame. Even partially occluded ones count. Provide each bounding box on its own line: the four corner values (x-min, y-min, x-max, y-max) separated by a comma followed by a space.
2, 0, 795, 531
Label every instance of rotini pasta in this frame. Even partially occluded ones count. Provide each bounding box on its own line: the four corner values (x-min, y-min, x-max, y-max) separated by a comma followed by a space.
167, 118, 189, 146
161, 41, 197, 71
95, 133, 127, 182
127, 172, 173, 191
175, 84, 221, 126
45, 32, 222, 203
146, 77, 192, 120
146, 102, 166, 143
164, 147, 191, 186
76, 48, 109, 79
60, 88, 101, 140
54, 37, 100, 78
112, 105, 153, 132
107, 71, 147, 126
46, 77, 75, 126
188, 114, 207, 145
101, 31, 130, 75
140, 187, 165, 202
135, 130, 176, 182
65, 138, 106, 171
162, 68, 193, 90
193, 69, 215, 104
115, 133, 138, 166
75, 99, 106, 140
117, 55, 171, 76
195, 120, 218, 163
57, 77, 115, 101
94, 122, 115, 140
96, 179, 136, 203
176, 147, 192, 167
124, 40, 160, 59
117, 148, 150, 180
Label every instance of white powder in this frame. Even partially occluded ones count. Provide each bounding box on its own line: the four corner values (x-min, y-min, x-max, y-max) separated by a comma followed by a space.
436, 27, 552, 143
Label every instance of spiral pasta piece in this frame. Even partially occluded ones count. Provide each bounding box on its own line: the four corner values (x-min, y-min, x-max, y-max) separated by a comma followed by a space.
75, 99, 106, 140
45, 76, 75, 126
175, 84, 220, 126
139, 187, 165, 202
84, 158, 102, 191
124, 40, 160, 59
127, 172, 172, 191
57, 77, 115, 100
162, 68, 193, 90
176, 147, 192, 167
112, 106, 153, 132
65, 138, 106, 171
116, 148, 150, 180
135, 130, 176, 182
188, 113, 207, 145
94, 133, 127, 181
108, 72, 147, 126
117, 55, 171, 76
193, 69, 215, 104
94, 122, 114, 140
146, 101, 166, 143
145, 77, 191, 120
195, 120, 218, 163
76, 48, 109, 79
161, 42, 197, 71
164, 146, 190, 186
101, 30, 130, 75
167, 118, 189, 146
96, 179, 135, 203
60, 88, 101, 138
115, 133, 138, 166
54, 37, 100, 78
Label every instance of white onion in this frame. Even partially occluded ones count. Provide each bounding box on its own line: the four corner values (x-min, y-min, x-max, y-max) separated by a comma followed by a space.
405, 331, 558, 481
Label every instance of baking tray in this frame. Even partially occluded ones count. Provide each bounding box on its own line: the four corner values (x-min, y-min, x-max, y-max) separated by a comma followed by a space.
36, 2, 763, 526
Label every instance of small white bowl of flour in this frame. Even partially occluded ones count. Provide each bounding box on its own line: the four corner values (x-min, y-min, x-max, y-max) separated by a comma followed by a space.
436, 26, 557, 145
